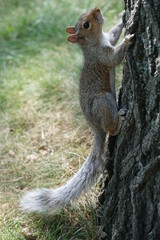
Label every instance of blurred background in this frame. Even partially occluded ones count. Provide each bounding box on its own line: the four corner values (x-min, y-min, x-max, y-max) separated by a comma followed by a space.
0, 1, 123, 239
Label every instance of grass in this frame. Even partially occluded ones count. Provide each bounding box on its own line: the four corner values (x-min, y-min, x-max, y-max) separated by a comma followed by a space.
0, 0, 123, 239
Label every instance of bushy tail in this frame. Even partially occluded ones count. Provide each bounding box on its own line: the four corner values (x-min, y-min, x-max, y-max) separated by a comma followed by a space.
20, 132, 106, 213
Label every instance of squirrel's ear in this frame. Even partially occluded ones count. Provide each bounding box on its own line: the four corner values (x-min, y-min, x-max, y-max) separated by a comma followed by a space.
66, 26, 76, 34
92, 7, 103, 24
67, 34, 78, 43
93, 7, 101, 13
92, 7, 101, 18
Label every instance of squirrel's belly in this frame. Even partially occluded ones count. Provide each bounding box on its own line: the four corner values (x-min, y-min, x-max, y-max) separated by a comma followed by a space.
79, 96, 93, 120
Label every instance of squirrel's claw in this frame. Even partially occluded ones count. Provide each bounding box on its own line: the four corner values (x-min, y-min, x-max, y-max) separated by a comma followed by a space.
125, 34, 135, 41
125, 33, 135, 45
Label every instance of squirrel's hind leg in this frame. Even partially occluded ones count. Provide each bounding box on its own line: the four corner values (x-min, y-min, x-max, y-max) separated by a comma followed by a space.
92, 92, 127, 136
109, 106, 128, 136
92, 92, 119, 135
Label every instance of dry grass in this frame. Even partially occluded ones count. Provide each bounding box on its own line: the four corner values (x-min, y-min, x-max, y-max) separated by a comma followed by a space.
0, 0, 123, 239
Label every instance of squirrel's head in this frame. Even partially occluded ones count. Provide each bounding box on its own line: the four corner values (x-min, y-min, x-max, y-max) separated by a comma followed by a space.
66, 7, 104, 47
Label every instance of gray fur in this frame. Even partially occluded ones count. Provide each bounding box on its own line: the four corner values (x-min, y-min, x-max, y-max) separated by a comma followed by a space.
20, 8, 134, 213
20, 134, 105, 212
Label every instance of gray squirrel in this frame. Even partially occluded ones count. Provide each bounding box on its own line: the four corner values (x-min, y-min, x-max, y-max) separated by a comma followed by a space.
20, 7, 134, 213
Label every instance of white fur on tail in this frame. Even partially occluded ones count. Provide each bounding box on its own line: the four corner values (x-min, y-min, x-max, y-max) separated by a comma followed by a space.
20, 135, 105, 213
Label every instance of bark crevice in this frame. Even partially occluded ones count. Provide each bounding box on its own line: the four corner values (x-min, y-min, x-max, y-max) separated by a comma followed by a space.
99, 0, 160, 239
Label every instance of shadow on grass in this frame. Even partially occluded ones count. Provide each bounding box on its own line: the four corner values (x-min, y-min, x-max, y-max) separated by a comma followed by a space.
28, 203, 100, 240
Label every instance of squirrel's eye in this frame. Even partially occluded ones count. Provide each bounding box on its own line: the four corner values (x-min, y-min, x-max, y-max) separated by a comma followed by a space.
83, 22, 90, 29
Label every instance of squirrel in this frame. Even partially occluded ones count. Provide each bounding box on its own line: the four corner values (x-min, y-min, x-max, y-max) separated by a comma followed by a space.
20, 7, 134, 213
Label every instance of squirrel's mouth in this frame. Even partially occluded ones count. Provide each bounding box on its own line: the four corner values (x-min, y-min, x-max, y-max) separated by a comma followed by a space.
78, 36, 85, 40
77, 35, 86, 44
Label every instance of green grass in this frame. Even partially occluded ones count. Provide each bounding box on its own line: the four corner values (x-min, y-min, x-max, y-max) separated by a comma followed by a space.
0, 0, 123, 239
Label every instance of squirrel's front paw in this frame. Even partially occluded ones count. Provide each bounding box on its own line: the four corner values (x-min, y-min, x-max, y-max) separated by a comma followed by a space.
125, 34, 135, 45
119, 10, 125, 19
119, 10, 125, 24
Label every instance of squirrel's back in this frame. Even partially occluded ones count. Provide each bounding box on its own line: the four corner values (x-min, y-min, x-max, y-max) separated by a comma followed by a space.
20, 7, 130, 214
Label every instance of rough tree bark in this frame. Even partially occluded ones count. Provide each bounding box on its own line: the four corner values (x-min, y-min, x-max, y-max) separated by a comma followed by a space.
99, 0, 160, 239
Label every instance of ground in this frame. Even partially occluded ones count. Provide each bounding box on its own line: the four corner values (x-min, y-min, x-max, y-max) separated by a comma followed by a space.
0, 1, 123, 239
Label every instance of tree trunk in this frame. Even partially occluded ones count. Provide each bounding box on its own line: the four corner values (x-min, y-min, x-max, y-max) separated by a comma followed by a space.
99, 0, 160, 239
